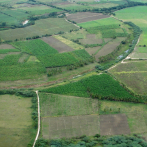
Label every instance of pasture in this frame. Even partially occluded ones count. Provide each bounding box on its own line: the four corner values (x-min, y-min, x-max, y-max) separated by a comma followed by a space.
109, 60, 147, 95
129, 47, 147, 58
115, 6, 147, 46
0, 18, 78, 41
0, 94, 32, 147
18, 5, 62, 15
67, 12, 109, 23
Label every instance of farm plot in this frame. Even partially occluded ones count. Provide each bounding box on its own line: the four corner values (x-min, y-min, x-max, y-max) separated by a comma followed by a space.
0, 18, 78, 41
54, 35, 84, 50
109, 60, 147, 95
100, 114, 130, 135
0, 94, 33, 147
67, 12, 109, 23
18, 5, 62, 15
42, 115, 100, 139
100, 100, 147, 135
41, 36, 74, 53
40, 93, 99, 116
90, 3, 118, 8
79, 34, 103, 44
85, 46, 101, 55
0, 44, 15, 49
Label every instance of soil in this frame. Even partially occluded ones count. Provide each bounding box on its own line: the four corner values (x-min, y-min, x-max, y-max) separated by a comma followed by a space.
0, 44, 15, 49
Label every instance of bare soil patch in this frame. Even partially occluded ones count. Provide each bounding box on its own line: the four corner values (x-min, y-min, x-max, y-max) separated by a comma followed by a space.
0, 54, 7, 59
54, 2, 72, 5
67, 12, 109, 23
41, 36, 74, 53
0, 44, 15, 49
100, 114, 130, 136
85, 46, 101, 55
42, 115, 100, 139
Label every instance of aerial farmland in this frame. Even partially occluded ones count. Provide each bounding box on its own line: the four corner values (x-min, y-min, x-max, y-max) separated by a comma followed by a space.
1, 0, 147, 147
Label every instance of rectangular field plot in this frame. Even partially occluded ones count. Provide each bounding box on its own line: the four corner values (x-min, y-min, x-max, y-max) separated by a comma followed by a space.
67, 12, 109, 23
40, 93, 99, 117
41, 36, 74, 53
42, 115, 100, 139
100, 114, 130, 136
0, 95, 33, 147
0, 18, 78, 41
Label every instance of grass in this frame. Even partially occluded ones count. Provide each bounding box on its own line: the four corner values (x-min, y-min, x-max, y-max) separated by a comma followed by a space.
18, 5, 62, 15
109, 60, 147, 95
40, 93, 98, 117
0, 94, 33, 147
115, 6, 147, 46
77, 17, 121, 28
0, 18, 78, 41
54, 35, 84, 50
100, 100, 147, 134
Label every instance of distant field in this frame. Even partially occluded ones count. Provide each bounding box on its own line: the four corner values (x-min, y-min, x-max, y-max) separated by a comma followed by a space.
90, 3, 118, 8
18, 5, 62, 15
109, 60, 147, 95
0, 94, 32, 147
0, 18, 78, 41
115, 6, 147, 46
67, 12, 109, 23
129, 47, 147, 58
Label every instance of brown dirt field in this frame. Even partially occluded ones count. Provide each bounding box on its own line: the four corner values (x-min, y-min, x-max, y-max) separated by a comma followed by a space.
41, 36, 74, 53
8, 52, 21, 55
85, 46, 101, 55
0, 54, 7, 59
0, 44, 15, 49
104, 38, 112, 42
100, 114, 130, 136
95, 40, 121, 61
18, 53, 29, 63
42, 115, 100, 139
79, 34, 103, 45
67, 12, 110, 23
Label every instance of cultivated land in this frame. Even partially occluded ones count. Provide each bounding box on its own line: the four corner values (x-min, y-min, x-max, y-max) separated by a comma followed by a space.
66, 12, 110, 23
0, 94, 32, 147
0, 18, 78, 41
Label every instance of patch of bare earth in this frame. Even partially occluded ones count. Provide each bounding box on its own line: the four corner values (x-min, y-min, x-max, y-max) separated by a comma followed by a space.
100, 114, 130, 136
67, 12, 110, 23
79, 34, 102, 44
0, 54, 7, 59
18, 53, 29, 63
42, 115, 100, 139
85, 46, 101, 55
0, 44, 15, 49
41, 36, 74, 53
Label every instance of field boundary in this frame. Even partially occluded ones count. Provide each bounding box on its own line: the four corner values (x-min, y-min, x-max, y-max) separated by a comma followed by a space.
33, 90, 40, 147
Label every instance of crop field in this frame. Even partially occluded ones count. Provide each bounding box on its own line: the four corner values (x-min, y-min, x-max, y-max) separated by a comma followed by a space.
67, 12, 109, 23
55, 3, 92, 11
85, 46, 101, 55
42, 74, 136, 100
54, 35, 84, 50
0, 18, 78, 41
41, 36, 74, 53
100, 100, 147, 135
0, 94, 32, 147
90, 3, 118, 8
18, 5, 62, 15
40, 93, 100, 139
77, 17, 121, 28
109, 60, 147, 95
115, 6, 147, 46
0, 44, 15, 49
129, 47, 147, 58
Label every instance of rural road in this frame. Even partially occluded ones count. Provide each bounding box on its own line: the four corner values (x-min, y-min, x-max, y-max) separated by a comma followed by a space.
33, 90, 40, 147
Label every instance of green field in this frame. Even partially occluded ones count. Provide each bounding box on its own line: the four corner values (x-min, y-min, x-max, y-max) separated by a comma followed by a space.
18, 5, 62, 15
42, 74, 137, 100
0, 18, 78, 41
0, 94, 33, 147
77, 17, 121, 28
109, 60, 147, 95
115, 6, 147, 46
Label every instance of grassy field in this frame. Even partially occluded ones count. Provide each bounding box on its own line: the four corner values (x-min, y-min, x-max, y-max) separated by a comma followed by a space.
18, 5, 62, 15
129, 47, 147, 58
115, 6, 147, 46
77, 17, 121, 28
54, 35, 84, 50
0, 18, 78, 41
0, 94, 33, 147
109, 60, 147, 95
100, 100, 147, 135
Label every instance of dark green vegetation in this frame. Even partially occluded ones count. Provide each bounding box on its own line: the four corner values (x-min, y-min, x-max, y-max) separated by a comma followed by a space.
41, 74, 140, 102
